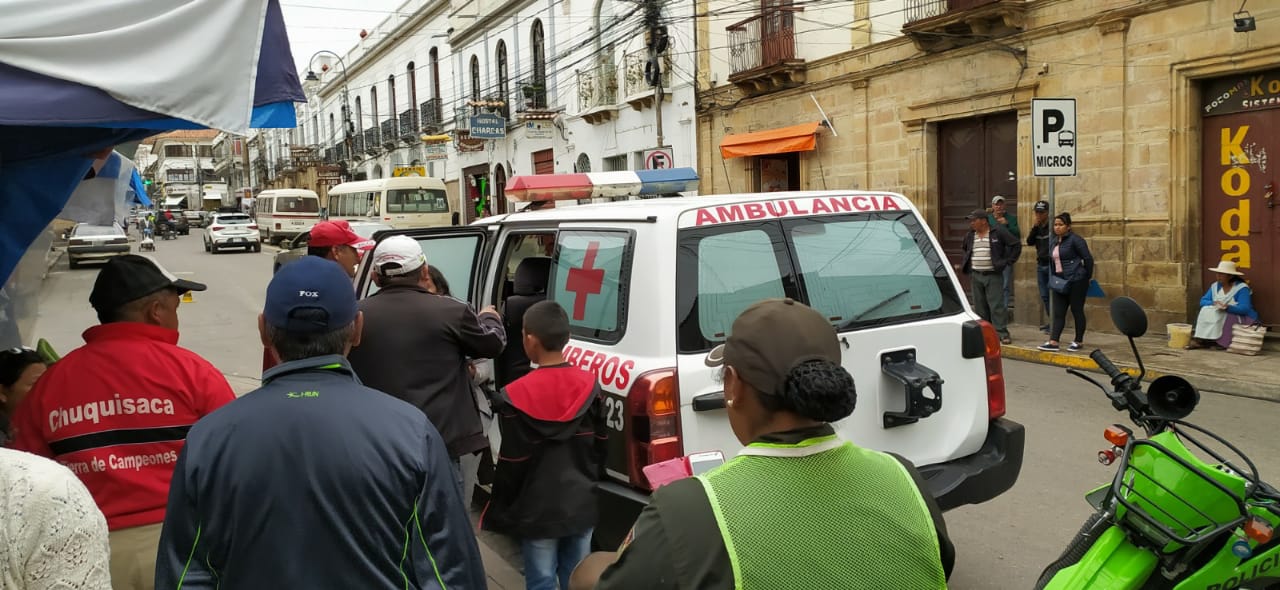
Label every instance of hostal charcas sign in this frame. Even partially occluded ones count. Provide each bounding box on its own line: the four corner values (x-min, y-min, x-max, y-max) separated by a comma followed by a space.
1203, 67, 1280, 116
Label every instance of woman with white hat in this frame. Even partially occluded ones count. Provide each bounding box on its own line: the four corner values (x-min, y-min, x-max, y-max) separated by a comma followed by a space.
1187, 259, 1259, 350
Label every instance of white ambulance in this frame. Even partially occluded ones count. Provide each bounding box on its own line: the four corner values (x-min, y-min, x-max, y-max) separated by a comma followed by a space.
354, 169, 1025, 549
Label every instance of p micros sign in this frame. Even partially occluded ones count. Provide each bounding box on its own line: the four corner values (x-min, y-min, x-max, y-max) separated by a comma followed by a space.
690, 194, 904, 226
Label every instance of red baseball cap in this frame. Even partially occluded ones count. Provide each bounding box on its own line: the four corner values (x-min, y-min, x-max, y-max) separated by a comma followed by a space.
310, 220, 373, 252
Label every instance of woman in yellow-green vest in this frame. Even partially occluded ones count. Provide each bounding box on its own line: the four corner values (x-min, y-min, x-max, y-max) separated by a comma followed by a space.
571, 298, 954, 590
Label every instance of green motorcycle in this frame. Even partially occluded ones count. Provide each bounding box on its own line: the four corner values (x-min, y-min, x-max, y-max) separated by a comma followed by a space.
1037, 297, 1280, 590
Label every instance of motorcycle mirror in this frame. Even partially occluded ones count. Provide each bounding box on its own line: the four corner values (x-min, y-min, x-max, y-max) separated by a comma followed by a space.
1147, 375, 1199, 420
1110, 296, 1148, 338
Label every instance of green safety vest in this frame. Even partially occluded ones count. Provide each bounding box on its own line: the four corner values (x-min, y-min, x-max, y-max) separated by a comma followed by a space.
696, 435, 946, 589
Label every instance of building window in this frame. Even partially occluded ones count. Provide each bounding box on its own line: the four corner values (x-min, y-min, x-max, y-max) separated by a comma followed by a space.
388, 75, 397, 119
531, 19, 547, 107
470, 55, 481, 104
496, 41, 509, 118
407, 61, 418, 127
602, 155, 627, 171
355, 96, 363, 133
167, 169, 195, 182
328, 113, 335, 144
371, 87, 379, 130
429, 48, 441, 100
575, 153, 591, 173
164, 145, 187, 157
311, 115, 319, 144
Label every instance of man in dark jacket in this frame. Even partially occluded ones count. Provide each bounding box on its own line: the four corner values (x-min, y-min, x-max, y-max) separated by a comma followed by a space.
483, 300, 605, 590
961, 208, 1021, 344
1026, 200, 1053, 332
348, 235, 507, 505
155, 256, 485, 589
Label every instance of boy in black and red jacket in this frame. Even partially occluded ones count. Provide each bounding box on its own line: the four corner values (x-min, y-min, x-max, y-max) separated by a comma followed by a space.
482, 300, 606, 590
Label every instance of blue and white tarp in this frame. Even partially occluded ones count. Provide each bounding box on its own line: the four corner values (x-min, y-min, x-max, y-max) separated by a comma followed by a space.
0, 0, 305, 285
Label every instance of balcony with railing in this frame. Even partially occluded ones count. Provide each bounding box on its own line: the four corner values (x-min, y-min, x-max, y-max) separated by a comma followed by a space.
577, 63, 618, 124
362, 127, 380, 155
902, 0, 1025, 52
399, 109, 418, 143
726, 8, 805, 96
420, 98, 444, 132
379, 119, 397, 149
511, 77, 552, 119
623, 51, 671, 110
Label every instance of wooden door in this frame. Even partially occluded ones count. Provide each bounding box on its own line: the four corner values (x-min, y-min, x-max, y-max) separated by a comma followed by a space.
1202, 110, 1279, 324
938, 112, 1018, 290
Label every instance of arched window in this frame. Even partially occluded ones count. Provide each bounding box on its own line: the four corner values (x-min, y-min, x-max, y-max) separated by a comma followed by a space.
373, 164, 383, 179
531, 19, 547, 107
428, 47, 442, 126
493, 164, 507, 214
496, 41, 509, 118
328, 113, 335, 144
388, 75, 397, 122
470, 55, 481, 105
407, 61, 418, 128
354, 96, 363, 136
575, 153, 591, 173
370, 87, 379, 139
311, 114, 319, 145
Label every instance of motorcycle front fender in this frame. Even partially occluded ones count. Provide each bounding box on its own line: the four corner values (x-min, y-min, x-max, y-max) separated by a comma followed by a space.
1043, 525, 1158, 590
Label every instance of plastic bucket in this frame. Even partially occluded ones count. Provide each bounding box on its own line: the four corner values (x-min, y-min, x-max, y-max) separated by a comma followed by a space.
1167, 323, 1193, 349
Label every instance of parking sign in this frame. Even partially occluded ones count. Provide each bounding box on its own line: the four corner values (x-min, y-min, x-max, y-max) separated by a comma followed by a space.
644, 147, 673, 170
1032, 98, 1077, 177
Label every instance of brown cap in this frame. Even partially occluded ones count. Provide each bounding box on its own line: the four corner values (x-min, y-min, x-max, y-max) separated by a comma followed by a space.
705, 298, 841, 396
966, 209, 989, 220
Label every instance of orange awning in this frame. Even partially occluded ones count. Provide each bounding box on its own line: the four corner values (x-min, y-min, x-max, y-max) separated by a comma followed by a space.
719, 121, 821, 159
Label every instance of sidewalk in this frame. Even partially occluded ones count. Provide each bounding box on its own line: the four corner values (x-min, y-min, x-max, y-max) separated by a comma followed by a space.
479, 539, 525, 589
1002, 323, 1280, 403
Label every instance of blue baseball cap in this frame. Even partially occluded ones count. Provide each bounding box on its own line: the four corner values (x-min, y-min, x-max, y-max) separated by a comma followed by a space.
264, 257, 358, 333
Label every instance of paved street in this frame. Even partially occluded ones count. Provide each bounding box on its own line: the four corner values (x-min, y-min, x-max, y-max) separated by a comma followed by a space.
32, 237, 1280, 588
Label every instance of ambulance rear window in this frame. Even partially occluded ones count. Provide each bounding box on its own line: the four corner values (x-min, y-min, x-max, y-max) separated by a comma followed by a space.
548, 229, 635, 344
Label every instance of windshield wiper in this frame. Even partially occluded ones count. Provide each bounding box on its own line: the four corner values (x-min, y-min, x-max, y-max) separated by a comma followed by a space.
837, 289, 911, 330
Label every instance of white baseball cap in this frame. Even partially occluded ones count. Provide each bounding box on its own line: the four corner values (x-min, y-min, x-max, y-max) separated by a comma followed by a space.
371, 235, 427, 277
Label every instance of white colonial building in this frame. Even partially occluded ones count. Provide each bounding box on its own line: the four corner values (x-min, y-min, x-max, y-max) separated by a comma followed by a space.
276, 0, 696, 222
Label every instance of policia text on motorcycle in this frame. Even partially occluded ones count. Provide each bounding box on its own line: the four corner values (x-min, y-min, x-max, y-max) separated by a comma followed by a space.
571, 298, 955, 589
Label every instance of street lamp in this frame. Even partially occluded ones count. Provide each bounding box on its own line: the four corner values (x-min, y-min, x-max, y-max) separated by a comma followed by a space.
305, 50, 355, 165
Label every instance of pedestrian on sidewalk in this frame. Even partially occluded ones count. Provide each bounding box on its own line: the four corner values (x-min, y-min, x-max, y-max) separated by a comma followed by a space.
1026, 200, 1053, 333
1039, 213, 1094, 353
156, 256, 486, 589
347, 235, 507, 508
7, 255, 234, 590
482, 301, 605, 590
570, 299, 953, 590
962, 209, 1021, 344
1187, 259, 1259, 350
988, 196, 1021, 308
0, 447, 112, 590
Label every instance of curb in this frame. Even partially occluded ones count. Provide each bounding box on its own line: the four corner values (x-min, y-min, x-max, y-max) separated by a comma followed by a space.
43, 247, 65, 279
1001, 345, 1280, 403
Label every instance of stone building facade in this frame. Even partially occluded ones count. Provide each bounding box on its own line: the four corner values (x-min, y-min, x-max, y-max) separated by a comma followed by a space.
695, 0, 1280, 330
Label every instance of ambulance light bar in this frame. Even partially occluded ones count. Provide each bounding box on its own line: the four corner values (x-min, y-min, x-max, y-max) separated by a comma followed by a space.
504, 168, 698, 202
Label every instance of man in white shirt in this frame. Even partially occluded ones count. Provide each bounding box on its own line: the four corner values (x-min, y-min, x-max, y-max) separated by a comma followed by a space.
961, 209, 1021, 344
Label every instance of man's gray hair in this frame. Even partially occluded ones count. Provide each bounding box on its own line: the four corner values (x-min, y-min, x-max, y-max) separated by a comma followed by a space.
264, 308, 355, 362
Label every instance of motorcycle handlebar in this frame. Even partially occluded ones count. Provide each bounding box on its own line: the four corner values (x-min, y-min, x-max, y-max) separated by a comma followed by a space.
1090, 350, 1126, 383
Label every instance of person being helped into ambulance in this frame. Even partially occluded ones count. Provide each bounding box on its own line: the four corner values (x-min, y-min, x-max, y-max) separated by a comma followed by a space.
7, 255, 235, 590
571, 298, 954, 590
307, 219, 373, 278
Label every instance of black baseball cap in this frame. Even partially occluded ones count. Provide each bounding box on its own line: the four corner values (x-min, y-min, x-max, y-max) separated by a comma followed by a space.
1034, 200, 1050, 212
705, 298, 841, 396
966, 209, 989, 220
89, 255, 206, 312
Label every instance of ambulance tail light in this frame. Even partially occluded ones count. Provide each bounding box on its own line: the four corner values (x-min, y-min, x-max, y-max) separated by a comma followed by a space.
626, 368, 683, 489
979, 320, 1007, 420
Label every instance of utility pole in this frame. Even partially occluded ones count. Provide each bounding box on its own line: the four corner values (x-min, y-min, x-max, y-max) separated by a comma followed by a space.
644, 0, 669, 151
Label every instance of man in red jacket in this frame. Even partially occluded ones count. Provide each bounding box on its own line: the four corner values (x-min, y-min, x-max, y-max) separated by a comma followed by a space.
8, 255, 235, 590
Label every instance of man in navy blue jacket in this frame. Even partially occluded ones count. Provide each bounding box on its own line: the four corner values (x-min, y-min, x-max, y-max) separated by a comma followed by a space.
155, 256, 486, 589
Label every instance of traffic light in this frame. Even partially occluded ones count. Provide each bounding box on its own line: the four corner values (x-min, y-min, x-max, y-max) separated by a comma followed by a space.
144, 178, 153, 186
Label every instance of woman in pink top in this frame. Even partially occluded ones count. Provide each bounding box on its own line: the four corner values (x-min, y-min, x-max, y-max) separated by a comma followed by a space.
1038, 213, 1094, 353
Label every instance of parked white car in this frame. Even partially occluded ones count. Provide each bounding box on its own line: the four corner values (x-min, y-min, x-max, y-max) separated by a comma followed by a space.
67, 223, 130, 269
203, 213, 261, 254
